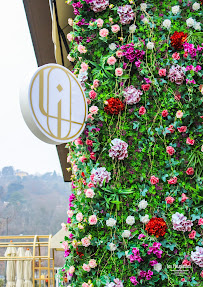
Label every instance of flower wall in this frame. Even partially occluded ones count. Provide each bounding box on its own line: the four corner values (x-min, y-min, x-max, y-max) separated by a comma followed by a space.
61, 0, 203, 286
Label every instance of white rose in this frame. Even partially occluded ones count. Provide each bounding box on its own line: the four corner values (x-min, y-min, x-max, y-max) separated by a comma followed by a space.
186, 17, 195, 27
192, 2, 200, 11
140, 3, 147, 11
129, 24, 137, 33
109, 43, 117, 51
153, 263, 162, 272
163, 19, 171, 29
138, 199, 148, 209
106, 218, 117, 227
109, 243, 117, 251
142, 17, 149, 24
122, 230, 131, 238
172, 5, 180, 15
140, 214, 150, 224
126, 216, 135, 225
194, 22, 201, 31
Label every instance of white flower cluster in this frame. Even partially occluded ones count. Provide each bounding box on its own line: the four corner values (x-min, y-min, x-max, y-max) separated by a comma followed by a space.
106, 218, 116, 227
138, 199, 148, 209
140, 214, 150, 224
126, 216, 135, 225
186, 17, 201, 31
146, 41, 154, 50
163, 19, 171, 29
172, 5, 180, 15
122, 230, 131, 238
192, 2, 200, 11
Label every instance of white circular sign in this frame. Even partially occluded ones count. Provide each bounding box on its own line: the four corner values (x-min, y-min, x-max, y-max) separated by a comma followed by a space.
20, 64, 87, 145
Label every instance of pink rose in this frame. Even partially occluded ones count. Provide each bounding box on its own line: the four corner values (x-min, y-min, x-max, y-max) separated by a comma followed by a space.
162, 109, 168, 117
99, 28, 109, 37
96, 18, 104, 27
186, 167, 194, 175
107, 56, 117, 65
89, 215, 97, 225
78, 44, 87, 53
167, 176, 177, 185
141, 84, 150, 91
165, 196, 175, 204
139, 106, 146, 115
176, 110, 183, 118
166, 146, 175, 156
111, 24, 120, 33
79, 155, 87, 163
150, 175, 159, 185
89, 90, 97, 100
67, 33, 74, 41
177, 126, 187, 133
89, 105, 99, 114
115, 67, 123, 76
82, 284, 89, 287
159, 69, 166, 77
87, 182, 94, 188
81, 62, 89, 72
186, 137, 195, 145
76, 213, 83, 222
116, 50, 123, 58
198, 218, 203, 225
188, 230, 196, 239
67, 209, 73, 218
67, 155, 71, 162
172, 52, 180, 60
62, 241, 69, 250
182, 260, 191, 266
93, 79, 99, 88
69, 266, 75, 274
67, 54, 75, 62
181, 193, 189, 203
85, 188, 95, 198
82, 264, 91, 272
81, 237, 91, 247
89, 259, 97, 268
75, 137, 83, 145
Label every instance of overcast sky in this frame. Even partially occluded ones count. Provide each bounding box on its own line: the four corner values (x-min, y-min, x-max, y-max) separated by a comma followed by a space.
0, 0, 62, 175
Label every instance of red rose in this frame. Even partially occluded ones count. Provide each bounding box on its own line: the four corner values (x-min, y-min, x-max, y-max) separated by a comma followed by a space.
170, 31, 187, 50
141, 84, 150, 91
166, 146, 175, 156
139, 106, 146, 115
186, 167, 194, 175
167, 176, 177, 185
104, 98, 125, 115
162, 110, 168, 117
150, 175, 159, 185
145, 217, 167, 238
177, 126, 187, 133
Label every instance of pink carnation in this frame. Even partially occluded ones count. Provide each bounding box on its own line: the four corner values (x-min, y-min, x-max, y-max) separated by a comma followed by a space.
87, 182, 94, 188
139, 106, 146, 115
162, 109, 168, 117
62, 241, 69, 250
107, 56, 117, 65
93, 79, 99, 88
81, 237, 91, 247
85, 188, 95, 198
99, 28, 109, 37
76, 213, 83, 222
198, 218, 203, 225
79, 155, 87, 162
176, 110, 183, 118
78, 44, 87, 54
109, 138, 128, 160
89, 259, 97, 268
167, 125, 175, 133
150, 175, 159, 185
82, 264, 90, 272
81, 62, 88, 72
67, 33, 74, 41
116, 50, 123, 58
186, 167, 194, 175
188, 230, 196, 239
166, 146, 175, 156
111, 24, 120, 33
75, 137, 83, 145
89, 90, 97, 99
165, 196, 175, 204
186, 137, 195, 145
182, 259, 191, 266
115, 67, 123, 76
172, 52, 180, 60
67, 209, 73, 218
167, 176, 177, 185
89, 105, 99, 114
89, 215, 97, 225
181, 193, 189, 203
177, 126, 187, 133
159, 69, 166, 77
96, 18, 104, 27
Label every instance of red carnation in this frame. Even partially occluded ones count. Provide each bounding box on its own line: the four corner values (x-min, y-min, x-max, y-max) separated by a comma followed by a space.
104, 98, 125, 115
170, 31, 188, 50
145, 217, 167, 238
186, 167, 194, 175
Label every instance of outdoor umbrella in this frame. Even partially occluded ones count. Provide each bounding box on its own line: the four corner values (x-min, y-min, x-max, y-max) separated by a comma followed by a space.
4, 241, 17, 287
24, 249, 33, 287
16, 247, 25, 287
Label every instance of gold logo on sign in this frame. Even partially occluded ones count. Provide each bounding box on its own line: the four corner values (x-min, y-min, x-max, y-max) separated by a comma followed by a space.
29, 65, 86, 141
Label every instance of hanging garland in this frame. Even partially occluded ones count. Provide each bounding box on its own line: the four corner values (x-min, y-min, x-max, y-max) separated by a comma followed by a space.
60, 0, 203, 286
